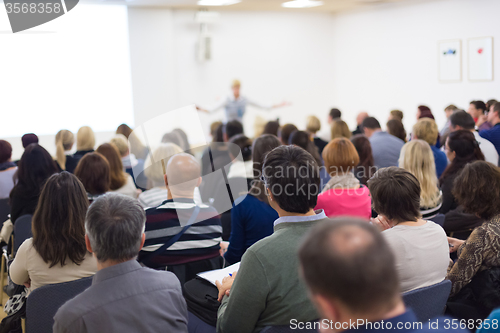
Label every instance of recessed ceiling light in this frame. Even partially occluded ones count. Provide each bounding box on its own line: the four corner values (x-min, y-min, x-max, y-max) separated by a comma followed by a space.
281, 0, 323, 8
197, 0, 241, 6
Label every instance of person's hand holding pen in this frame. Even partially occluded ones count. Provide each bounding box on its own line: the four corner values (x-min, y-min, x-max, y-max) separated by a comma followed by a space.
215, 271, 237, 302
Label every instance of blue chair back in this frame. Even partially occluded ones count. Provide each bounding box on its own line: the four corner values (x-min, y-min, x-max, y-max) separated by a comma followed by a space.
402, 279, 452, 322
13, 214, 32, 253
432, 214, 445, 227
26, 276, 93, 333
261, 323, 319, 333
0, 198, 10, 224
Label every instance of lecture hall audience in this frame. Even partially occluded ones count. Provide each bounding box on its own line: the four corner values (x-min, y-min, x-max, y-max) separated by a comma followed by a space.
306, 115, 328, 155
351, 111, 368, 136
350, 134, 376, 186
54, 129, 79, 172
468, 100, 491, 131
216, 145, 327, 333
72, 126, 96, 169
315, 138, 371, 220
399, 140, 443, 219
386, 119, 407, 142
278, 123, 298, 145
10, 172, 97, 292
362, 116, 404, 168
223, 134, 281, 265
369, 167, 449, 293
330, 119, 351, 140
478, 102, 500, 157
53, 193, 188, 333
0, 140, 17, 199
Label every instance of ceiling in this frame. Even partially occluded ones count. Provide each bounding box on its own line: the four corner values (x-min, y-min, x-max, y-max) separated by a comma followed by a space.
85, 0, 431, 13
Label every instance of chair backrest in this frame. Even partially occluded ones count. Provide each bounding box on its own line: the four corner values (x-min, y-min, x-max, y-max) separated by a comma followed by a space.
432, 214, 445, 227
261, 323, 319, 333
0, 198, 10, 224
13, 214, 32, 253
402, 279, 452, 322
26, 276, 93, 333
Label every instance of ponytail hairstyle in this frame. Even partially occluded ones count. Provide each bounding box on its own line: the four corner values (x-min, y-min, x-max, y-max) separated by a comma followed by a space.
228, 134, 253, 162
55, 130, 74, 170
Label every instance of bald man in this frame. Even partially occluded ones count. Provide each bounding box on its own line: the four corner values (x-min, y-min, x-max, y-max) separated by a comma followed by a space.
138, 153, 223, 285
352, 111, 369, 136
299, 218, 468, 333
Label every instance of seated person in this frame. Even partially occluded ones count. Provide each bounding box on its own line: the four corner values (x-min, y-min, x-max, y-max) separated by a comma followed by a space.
315, 138, 371, 220
10, 172, 97, 292
363, 117, 404, 169
53, 193, 188, 333
138, 154, 222, 285
216, 145, 328, 333
74, 152, 110, 202
0, 140, 17, 199
412, 118, 448, 178
223, 134, 281, 265
138, 143, 202, 208
69, 126, 95, 173
96, 143, 138, 198
369, 167, 449, 293
110, 134, 148, 190
298, 218, 468, 333
447, 161, 500, 298
54, 129, 79, 172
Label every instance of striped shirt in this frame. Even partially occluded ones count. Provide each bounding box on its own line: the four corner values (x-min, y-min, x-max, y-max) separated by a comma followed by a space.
138, 187, 203, 208
138, 198, 222, 268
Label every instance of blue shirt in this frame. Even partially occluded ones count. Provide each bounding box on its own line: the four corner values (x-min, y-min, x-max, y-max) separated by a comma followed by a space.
210, 94, 271, 123
431, 145, 448, 178
480, 123, 500, 156
477, 307, 500, 332
369, 131, 405, 169
224, 195, 278, 265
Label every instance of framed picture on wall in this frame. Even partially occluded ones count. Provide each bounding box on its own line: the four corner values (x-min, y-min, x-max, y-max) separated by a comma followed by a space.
468, 37, 494, 81
438, 39, 461, 82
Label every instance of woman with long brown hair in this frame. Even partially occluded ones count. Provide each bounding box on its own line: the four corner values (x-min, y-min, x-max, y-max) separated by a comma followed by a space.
223, 135, 281, 264
10, 172, 97, 292
96, 143, 138, 198
74, 152, 110, 202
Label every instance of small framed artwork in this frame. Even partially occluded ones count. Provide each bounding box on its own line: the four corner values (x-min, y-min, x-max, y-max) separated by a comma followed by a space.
438, 39, 462, 82
468, 37, 493, 81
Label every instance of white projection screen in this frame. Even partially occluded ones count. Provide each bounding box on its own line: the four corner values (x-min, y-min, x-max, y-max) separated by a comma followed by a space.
0, 4, 134, 137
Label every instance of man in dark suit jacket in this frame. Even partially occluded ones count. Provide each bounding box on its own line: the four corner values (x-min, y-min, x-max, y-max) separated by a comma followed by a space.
53, 194, 188, 333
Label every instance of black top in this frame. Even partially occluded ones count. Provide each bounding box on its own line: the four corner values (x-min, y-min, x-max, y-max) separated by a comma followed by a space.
439, 173, 458, 214
313, 137, 328, 155
352, 125, 363, 136
9, 186, 39, 224
443, 206, 483, 239
66, 149, 94, 174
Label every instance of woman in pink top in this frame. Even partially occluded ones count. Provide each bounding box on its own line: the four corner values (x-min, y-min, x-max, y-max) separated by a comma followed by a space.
315, 138, 371, 219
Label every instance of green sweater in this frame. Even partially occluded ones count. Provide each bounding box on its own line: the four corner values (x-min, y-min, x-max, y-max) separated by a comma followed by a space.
217, 219, 327, 333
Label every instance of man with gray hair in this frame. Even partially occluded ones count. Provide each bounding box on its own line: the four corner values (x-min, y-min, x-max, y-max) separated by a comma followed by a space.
53, 193, 188, 333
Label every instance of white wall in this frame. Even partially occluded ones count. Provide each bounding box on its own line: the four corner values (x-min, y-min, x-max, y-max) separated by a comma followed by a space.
330, 0, 500, 131
127, 9, 336, 141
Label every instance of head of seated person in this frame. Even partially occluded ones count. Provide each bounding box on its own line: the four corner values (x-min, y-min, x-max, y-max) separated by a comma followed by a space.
228, 134, 252, 162
306, 115, 321, 136
298, 218, 404, 325
223, 120, 244, 142
322, 138, 359, 180
74, 152, 110, 199
110, 134, 130, 158
368, 167, 421, 225
76, 126, 95, 152
289, 130, 322, 166
0, 140, 13, 166
21, 133, 38, 149
262, 145, 320, 216
278, 123, 298, 145
144, 143, 183, 188
262, 120, 280, 137
97, 143, 128, 191
412, 118, 439, 146
330, 119, 351, 140
361, 117, 381, 138
165, 153, 202, 199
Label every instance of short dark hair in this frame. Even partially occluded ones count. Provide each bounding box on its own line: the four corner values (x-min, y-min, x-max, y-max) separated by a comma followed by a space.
262, 145, 320, 214
470, 100, 486, 113
329, 108, 342, 119
279, 123, 298, 145
262, 120, 280, 137
224, 120, 244, 140
486, 99, 498, 110
86, 193, 146, 262
361, 117, 381, 130
453, 161, 500, 220
449, 110, 475, 130
493, 102, 500, 116
74, 152, 110, 195
228, 134, 252, 161
368, 167, 421, 222
32, 172, 89, 268
299, 218, 400, 314
0, 140, 12, 164
21, 133, 39, 148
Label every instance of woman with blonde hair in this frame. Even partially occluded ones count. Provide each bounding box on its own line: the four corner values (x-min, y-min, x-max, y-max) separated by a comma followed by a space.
399, 140, 442, 219
330, 119, 351, 140
54, 130, 78, 172
116, 124, 148, 160
96, 143, 138, 198
306, 115, 328, 155
73, 126, 95, 162
139, 143, 202, 208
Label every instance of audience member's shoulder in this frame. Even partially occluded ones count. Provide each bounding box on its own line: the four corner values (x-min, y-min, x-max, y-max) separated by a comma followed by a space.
137, 265, 183, 290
